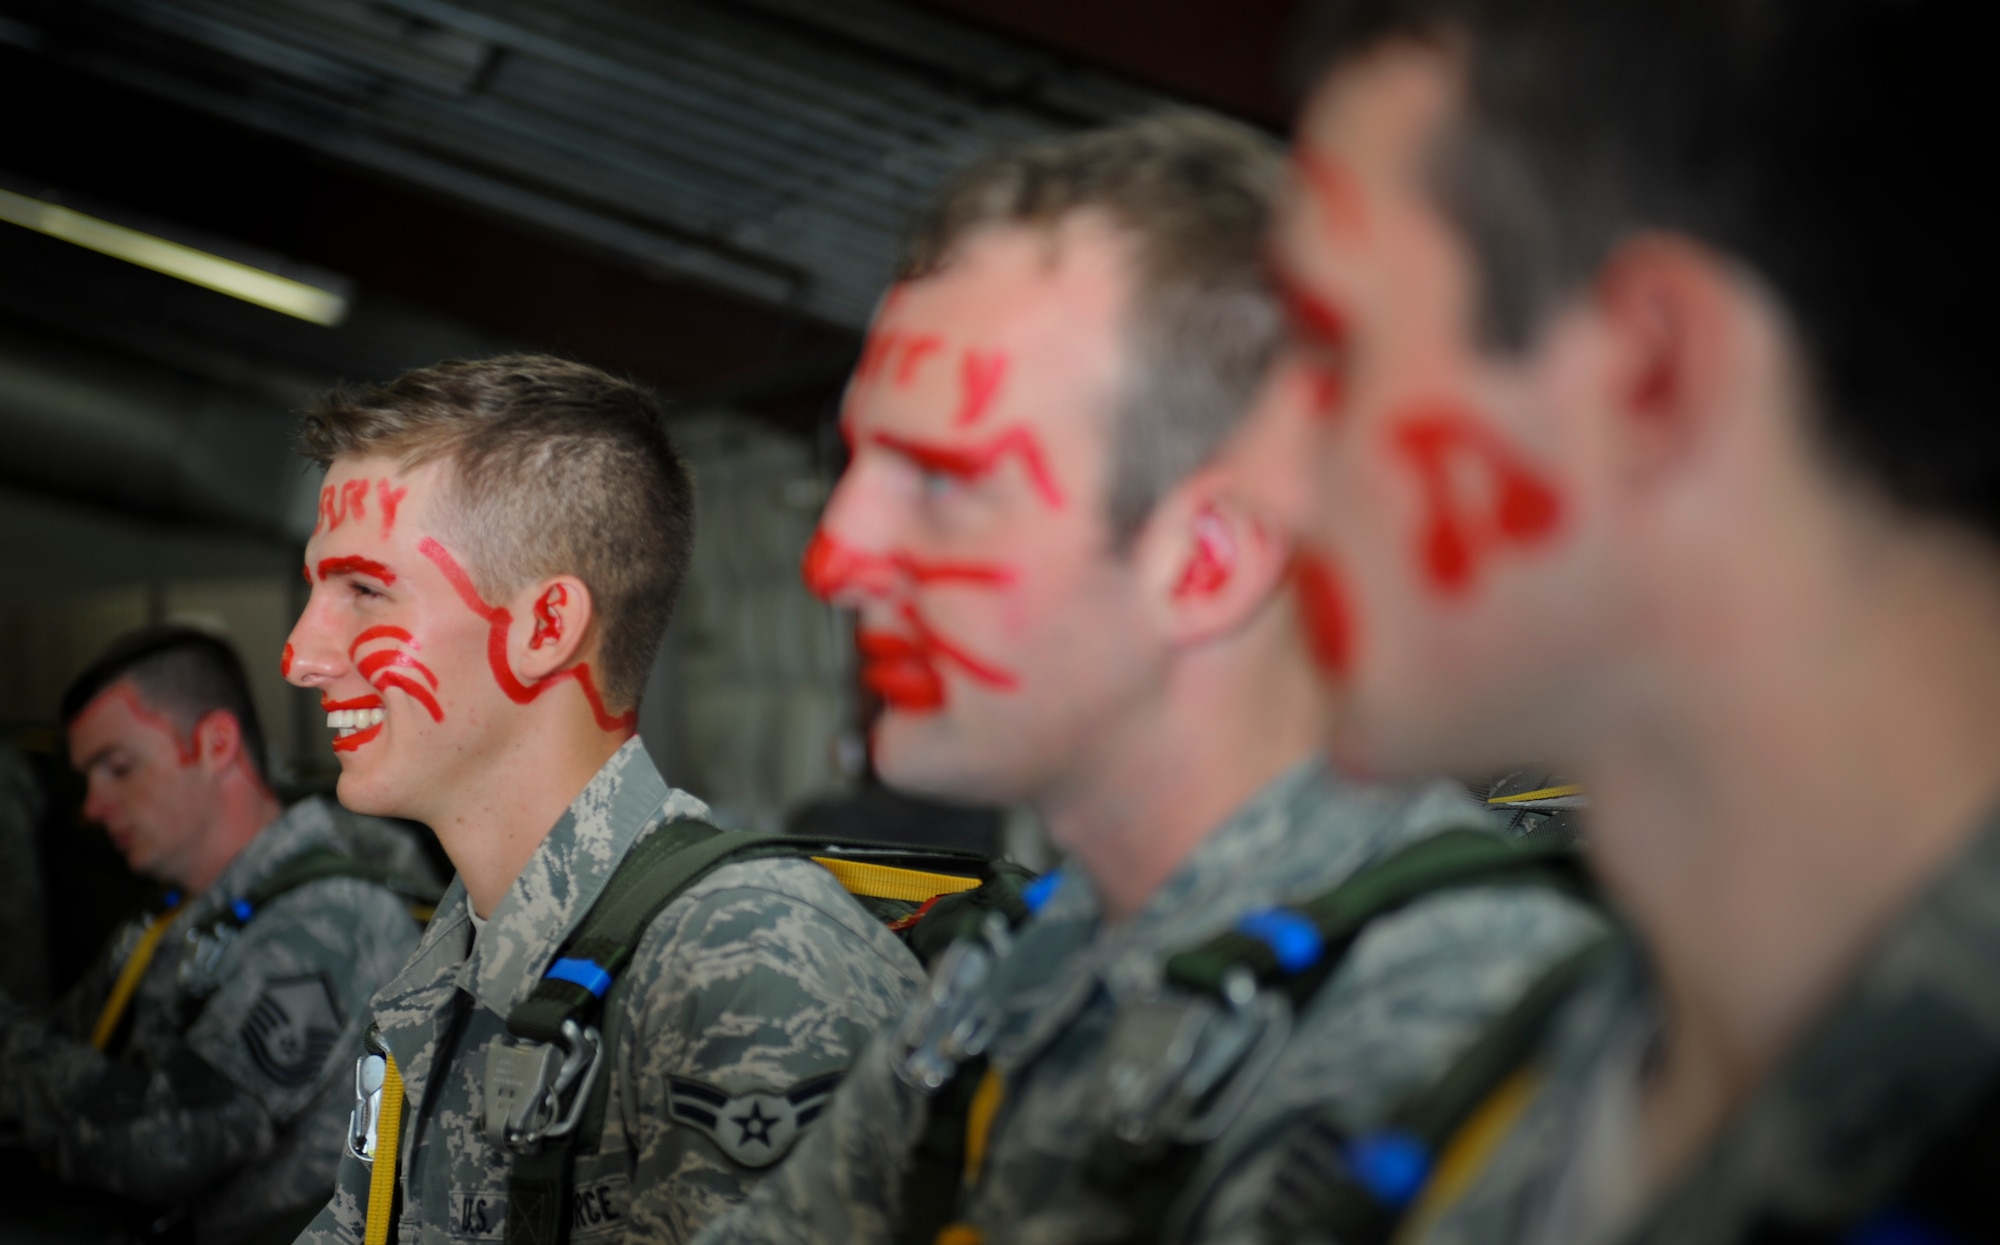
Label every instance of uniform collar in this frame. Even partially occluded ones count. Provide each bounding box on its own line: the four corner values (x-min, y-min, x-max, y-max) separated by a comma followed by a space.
462, 738, 710, 1017
189, 796, 342, 920
991, 757, 1491, 1067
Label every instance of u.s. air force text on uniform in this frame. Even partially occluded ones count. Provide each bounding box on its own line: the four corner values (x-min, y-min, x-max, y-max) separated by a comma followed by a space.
694, 758, 1606, 1245
295, 738, 925, 1245
0, 797, 427, 1245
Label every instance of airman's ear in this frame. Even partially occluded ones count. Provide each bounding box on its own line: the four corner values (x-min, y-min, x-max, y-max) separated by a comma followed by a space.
509, 574, 597, 683
1140, 470, 1294, 648
190, 710, 244, 775
1591, 235, 1748, 488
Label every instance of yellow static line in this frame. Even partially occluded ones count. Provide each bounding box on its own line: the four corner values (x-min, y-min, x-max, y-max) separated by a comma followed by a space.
364, 1052, 405, 1245
812, 856, 983, 904
90, 910, 177, 1050
1486, 784, 1585, 806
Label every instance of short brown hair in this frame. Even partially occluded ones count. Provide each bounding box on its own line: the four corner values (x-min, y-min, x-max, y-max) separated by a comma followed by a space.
299, 355, 695, 710
900, 112, 1285, 542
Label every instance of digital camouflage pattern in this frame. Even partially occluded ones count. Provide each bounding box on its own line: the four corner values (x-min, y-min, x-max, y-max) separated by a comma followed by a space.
695, 758, 1606, 1245
1406, 802, 2000, 1245
294, 738, 925, 1245
0, 796, 428, 1245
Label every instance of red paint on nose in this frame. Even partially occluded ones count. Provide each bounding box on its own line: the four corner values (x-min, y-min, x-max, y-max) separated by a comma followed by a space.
802, 530, 848, 600
1293, 551, 1356, 679
281, 643, 294, 677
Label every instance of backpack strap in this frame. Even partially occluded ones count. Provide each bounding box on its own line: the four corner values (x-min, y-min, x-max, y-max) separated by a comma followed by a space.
915, 828, 1598, 1245
1260, 935, 1617, 1244
222, 848, 444, 928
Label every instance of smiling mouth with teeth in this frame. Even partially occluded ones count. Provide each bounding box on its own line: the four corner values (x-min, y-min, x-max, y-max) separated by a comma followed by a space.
322, 695, 386, 752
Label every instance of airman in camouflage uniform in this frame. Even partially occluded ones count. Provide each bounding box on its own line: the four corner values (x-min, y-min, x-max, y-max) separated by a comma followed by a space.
1239, 1, 2000, 1241
1409, 808, 2000, 1243
701, 761, 1600, 1245
281, 356, 925, 1243
1, 628, 430, 1245
695, 114, 1604, 1245
295, 739, 923, 1245
1, 795, 427, 1242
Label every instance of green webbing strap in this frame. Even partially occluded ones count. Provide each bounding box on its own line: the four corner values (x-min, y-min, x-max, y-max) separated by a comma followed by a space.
1165, 829, 1590, 1005
503, 824, 1008, 1245
221, 847, 444, 928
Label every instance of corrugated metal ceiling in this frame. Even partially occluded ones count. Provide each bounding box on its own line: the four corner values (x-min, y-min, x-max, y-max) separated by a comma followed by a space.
6, 0, 1192, 327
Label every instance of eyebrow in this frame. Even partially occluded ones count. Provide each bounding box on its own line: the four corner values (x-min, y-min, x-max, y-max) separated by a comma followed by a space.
1270, 267, 1351, 353
316, 556, 399, 584
870, 427, 1066, 510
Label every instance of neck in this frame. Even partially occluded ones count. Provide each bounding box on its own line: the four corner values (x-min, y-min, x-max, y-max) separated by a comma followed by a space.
430, 711, 633, 918
1589, 519, 2000, 1178
1039, 605, 1331, 923
185, 769, 283, 895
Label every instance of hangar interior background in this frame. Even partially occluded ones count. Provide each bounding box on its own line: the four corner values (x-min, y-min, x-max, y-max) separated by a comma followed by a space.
0, 0, 1301, 850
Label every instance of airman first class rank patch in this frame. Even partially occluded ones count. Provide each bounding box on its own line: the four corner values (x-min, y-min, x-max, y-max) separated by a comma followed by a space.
242, 973, 342, 1087
665, 1071, 841, 1166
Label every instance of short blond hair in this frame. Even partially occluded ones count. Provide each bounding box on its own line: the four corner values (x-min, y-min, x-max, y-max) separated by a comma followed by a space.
299, 354, 695, 709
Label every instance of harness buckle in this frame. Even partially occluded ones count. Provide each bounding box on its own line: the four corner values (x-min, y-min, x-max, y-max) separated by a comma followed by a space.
481, 1018, 604, 1153
1090, 968, 1291, 1175
349, 1048, 387, 1163
177, 923, 239, 997
892, 912, 1013, 1094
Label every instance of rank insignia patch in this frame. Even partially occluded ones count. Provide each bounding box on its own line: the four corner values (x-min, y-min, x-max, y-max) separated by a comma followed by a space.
242, 973, 342, 1086
665, 1071, 841, 1167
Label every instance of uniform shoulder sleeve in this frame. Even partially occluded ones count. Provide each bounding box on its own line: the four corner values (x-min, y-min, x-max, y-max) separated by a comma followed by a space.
184, 875, 424, 1121
610, 854, 925, 1243
1186, 884, 1606, 1244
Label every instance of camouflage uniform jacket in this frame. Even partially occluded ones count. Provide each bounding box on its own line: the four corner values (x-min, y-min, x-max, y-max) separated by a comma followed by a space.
294, 738, 925, 1245
0, 796, 427, 1245
695, 758, 1606, 1245
1410, 802, 2000, 1245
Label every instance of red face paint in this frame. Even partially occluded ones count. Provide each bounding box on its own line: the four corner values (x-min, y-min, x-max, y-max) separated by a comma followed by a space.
1392, 410, 1566, 596
872, 427, 1066, 511
955, 350, 1008, 426
301, 565, 313, 586
900, 603, 1019, 691
341, 478, 370, 524
377, 479, 408, 536
895, 334, 943, 386
281, 643, 294, 677
417, 538, 636, 733
317, 556, 398, 585
349, 626, 444, 722
856, 629, 945, 712
801, 531, 1017, 602
1292, 550, 1356, 678
86, 685, 201, 766
1294, 149, 1368, 239
321, 693, 387, 753
1275, 275, 1351, 423
530, 585, 568, 650
1172, 509, 1235, 599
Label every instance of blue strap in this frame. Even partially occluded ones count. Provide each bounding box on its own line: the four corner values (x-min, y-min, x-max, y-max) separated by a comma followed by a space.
1345, 1130, 1431, 1209
1021, 869, 1066, 917
1236, 908, 1326, 976
545, 957, 614, 998
230, 897, 254, 923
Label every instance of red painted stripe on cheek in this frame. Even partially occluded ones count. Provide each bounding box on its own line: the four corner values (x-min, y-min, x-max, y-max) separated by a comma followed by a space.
416, 537, 637, 734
